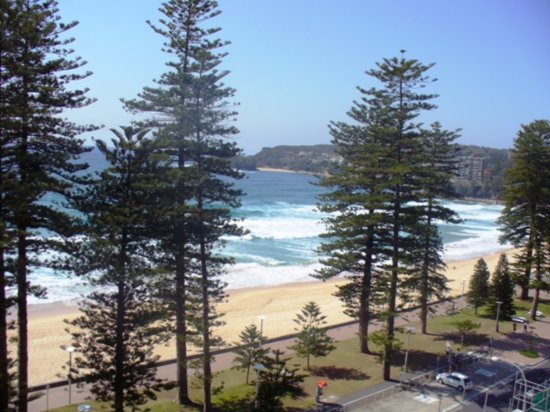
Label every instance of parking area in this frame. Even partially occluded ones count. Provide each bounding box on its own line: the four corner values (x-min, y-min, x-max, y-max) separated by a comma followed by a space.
340, 354, 521, 411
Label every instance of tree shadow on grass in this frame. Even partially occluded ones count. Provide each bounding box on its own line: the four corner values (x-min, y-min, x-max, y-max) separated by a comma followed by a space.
427, 331, 490, 347
390, 349, 442, 371
310, 366, 370, 380
213, 393, 254, 411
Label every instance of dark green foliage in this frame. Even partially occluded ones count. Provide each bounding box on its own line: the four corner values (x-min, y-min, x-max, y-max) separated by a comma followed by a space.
66, 128, 172, 412
403, 122, 460, 333
256, 350, 306, 411
123, 1, 244, 409
467, 258, 490, 315
453, 320, 481, 345
0, 1, 95, 410
232, 324, 269, 385
314, 86, 390, 355
498, 120, 550, 320
289, 302, 335, 370
317, 52, 449, 381
367, 329, 403, 363
486, 254, 516, 321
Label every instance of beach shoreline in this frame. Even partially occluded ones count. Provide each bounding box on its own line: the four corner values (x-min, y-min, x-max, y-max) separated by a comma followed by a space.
15, 248, 517, 386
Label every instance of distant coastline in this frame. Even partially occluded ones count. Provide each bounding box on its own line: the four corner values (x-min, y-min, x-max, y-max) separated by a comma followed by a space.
255, 166, 327, 177
255, 168, 503, 204
234, 143, 510, 200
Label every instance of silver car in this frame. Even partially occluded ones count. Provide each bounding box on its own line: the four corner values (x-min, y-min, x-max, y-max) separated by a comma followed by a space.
436, 372, 473, 391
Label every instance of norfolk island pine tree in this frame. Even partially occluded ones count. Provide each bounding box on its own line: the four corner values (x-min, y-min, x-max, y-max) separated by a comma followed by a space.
123, 1, 245, 409
0, 2, 96, 410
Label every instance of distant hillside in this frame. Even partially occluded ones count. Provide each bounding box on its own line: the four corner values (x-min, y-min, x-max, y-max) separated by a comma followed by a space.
233, 144, 338, 174
232, 143, 511, 200
455, 145, 511, 200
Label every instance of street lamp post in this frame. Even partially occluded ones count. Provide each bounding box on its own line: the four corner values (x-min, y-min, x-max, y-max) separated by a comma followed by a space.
446, 341, 453, 372
65, 346, 75, 405
403, 325, 414, 373
257, 315, 266, 345
461, 280, 465, 309
495, 301, 503, 333
253, 363, 265, 409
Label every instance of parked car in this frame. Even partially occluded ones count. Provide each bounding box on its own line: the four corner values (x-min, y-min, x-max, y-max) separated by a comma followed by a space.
436, 372, 473, 391
528, 310, 544, 317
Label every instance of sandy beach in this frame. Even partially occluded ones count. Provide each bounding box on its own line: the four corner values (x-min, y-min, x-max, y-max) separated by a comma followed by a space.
17, 248, 516, 386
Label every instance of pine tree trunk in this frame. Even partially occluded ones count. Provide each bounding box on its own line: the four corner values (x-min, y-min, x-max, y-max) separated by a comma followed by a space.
520, 241, 533, 300
114, 276, 126, 412
359, 226, 374, 354
17, 230, 28, 412
420, 202, 434, 335
0, 152, 9, 410
420, 262, 429, 334
198, 201, 212, 412
175, 259, 191, 405
0, 251, 9, 411
529, 242, 542, 321
358, 308, 371, 354
384, 204, 400, 381
530, 287, 540, 322
175, 148, 192, 406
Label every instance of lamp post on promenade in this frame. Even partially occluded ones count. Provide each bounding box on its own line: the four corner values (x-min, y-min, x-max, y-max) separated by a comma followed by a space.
65, 346, 75, 405
257, 315, 266, 344
253, 363, 266, 409
446, 341, 453, 372
495, 301, 503, 333
403, 325, 415, 373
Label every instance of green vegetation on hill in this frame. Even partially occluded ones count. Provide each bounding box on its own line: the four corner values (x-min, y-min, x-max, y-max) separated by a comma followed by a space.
233, 144, 339, 174
233, 143, 510, 199
455, 145, 511, 199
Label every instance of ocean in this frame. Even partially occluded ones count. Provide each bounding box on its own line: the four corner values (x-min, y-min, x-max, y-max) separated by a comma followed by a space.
27, 168, 509, 304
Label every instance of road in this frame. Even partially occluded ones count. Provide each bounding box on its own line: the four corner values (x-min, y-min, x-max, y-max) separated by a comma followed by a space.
463, 357, 550, 412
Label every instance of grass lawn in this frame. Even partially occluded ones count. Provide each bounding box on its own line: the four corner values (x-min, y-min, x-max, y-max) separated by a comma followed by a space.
50, 298, 549, 411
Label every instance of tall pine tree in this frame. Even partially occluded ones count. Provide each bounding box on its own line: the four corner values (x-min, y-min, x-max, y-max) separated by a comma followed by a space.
317, 52, 441, 380
403, 122, 460, 334
66, 128, 172, 412
315, 100, 390, 354
0, 1, 95, 410
486, 254, 516, 321
498, 120, 550, 320
124, 1, 244, 409
467, 258, 490, 315
289, 301, 335, 371
0, 2, 19, 406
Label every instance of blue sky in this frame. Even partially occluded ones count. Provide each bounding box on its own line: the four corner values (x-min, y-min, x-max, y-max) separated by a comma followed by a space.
58, 0, 550, 155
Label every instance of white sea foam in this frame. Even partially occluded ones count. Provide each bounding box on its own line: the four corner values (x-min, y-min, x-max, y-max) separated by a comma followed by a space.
26, 268, 91, 304
450, 203, 503, 222
224, 262, 322, 289
443, 228, 511, 261
20, 168, 510, 305
242, 217, 326, 240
